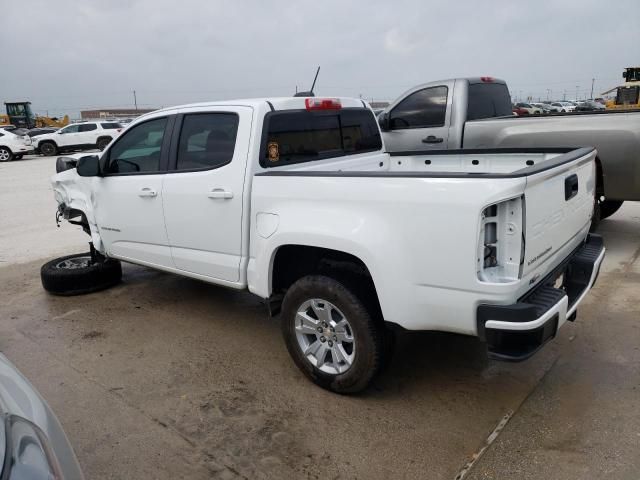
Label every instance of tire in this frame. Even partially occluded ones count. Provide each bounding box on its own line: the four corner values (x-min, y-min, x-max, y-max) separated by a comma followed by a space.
600, 200, 624, 220
97, 137, 112, 151
14, 154, 23, 160
281, 275, 385, 394
0, 147, 13, 162
40, 142, 58, 156
41, 253, 122, 296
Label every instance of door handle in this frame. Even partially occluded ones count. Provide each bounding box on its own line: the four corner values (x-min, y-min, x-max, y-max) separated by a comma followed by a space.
208, 188, 234, 199
138, 188, 157, 197
422, 135, 444, 144
564, 174, 579, 201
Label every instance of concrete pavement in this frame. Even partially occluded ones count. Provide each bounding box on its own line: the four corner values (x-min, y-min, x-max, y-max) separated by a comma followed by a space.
0, 155, 638, 479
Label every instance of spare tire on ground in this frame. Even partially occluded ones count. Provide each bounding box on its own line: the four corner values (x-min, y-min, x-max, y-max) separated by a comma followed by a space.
41, 253, 122, 296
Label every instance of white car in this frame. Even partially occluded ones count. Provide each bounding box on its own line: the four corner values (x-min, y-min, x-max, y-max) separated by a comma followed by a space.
0, 127, 34, 161
550, 101, 576, 113
514, 102, 543, 114
46, 96, 604, 393
33, 121, 123, 156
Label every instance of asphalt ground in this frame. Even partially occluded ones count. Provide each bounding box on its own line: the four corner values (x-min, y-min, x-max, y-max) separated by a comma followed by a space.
0, 154, 638, 479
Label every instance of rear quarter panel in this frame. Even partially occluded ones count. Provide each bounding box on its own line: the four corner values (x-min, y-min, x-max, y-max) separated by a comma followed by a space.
248, 174, 528, 334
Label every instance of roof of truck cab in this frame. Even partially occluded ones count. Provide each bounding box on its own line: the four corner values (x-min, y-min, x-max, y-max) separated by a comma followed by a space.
149, 97, 370, 115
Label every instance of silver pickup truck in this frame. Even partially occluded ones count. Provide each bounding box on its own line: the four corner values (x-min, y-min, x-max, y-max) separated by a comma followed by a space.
378, 77, 640, 221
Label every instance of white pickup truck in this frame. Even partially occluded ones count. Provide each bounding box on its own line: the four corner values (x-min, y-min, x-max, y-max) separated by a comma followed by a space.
44, 96, 605, 393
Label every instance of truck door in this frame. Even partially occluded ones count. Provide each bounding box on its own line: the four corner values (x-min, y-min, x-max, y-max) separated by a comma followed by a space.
382, 85, 450, 151
93, 114, 175, 267
161, 107, 251, 283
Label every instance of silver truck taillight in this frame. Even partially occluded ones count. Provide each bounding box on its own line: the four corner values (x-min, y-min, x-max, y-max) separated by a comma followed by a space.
477, 196, 524, 283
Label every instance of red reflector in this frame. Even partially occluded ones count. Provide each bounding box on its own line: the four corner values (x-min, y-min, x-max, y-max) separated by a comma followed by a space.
480, 76, 495, 83
305, 98, 342, 110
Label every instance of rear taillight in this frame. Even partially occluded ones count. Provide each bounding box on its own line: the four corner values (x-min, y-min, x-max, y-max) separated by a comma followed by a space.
480, 76, 495, 82
305, 98, 342, 111
117, 128, 122, 132
477, 196, 524, 283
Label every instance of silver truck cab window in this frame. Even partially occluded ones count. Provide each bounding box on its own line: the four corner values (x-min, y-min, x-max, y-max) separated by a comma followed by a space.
390, 86, 448, 129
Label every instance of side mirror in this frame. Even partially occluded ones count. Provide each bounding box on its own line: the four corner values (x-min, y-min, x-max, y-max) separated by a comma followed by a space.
76, 155, 101, 177
378, 112, 390, 132
55, 156, 78, 173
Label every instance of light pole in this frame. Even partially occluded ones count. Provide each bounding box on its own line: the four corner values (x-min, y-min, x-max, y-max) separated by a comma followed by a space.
546, 89, 551, 101
590, 78, 595, 99
575, 86, 579, 101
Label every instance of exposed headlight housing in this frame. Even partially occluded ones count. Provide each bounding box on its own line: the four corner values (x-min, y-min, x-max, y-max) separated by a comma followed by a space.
477, 196, 525, 283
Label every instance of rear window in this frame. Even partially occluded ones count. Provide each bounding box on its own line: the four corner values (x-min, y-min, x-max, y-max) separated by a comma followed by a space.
467, 83, 513, 120
261, 108, 382, 168
101, 122, 122, 129
78, 124, 97, 132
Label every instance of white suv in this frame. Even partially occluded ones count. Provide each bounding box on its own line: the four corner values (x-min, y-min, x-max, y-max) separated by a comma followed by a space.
0, 127, 34, 161
34, 121, 123, 156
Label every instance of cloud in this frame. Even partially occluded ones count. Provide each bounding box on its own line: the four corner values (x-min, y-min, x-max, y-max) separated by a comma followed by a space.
0, 0, 638, 117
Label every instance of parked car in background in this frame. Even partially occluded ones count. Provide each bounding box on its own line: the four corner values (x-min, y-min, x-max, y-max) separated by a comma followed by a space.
550, 101, 576, 112
575, 100, 606, 112
28, 127, 59, 138
512, 104, 529, 116
33, 121, 123, 156
531, 102, 553, 113
378, 77, 640, 222
0, 353, 84, 478
515, 102, 543, 114
0, 126, 34, 161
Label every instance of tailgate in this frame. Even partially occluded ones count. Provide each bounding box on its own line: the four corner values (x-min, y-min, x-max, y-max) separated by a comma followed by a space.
521, 148, 596, 277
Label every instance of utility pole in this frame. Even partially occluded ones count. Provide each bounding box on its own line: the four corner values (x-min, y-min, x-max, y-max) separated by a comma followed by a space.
133, 90, 138, 111
563, 90, 567, 101
546, 89, 551, 101
590, 78, 595, 99
575, 86, 579, 101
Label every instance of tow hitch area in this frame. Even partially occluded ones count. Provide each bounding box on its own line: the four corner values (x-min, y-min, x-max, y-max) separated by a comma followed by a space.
477, 234, 605, 361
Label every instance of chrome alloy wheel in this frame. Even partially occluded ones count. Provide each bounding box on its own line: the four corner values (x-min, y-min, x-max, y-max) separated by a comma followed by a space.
295, 299, 355, 374
0, 149, 10, 162
55, 256, 92, 270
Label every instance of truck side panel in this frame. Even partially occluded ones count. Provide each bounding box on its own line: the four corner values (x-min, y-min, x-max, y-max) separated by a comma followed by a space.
462, 113, 640, 200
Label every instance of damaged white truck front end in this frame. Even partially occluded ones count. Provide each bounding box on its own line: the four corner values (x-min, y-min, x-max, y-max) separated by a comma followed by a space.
52, 155, 105, 253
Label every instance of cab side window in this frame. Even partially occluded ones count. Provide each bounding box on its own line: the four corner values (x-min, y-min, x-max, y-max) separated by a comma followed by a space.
78, 124, 97, 132
389, 86, 448, 129
105, 117, 168, 174
175, 113, 239, 171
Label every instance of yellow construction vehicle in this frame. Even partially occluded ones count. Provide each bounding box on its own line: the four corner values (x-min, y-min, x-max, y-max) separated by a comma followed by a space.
603, 67, 640, 110
0, 102, 69, 128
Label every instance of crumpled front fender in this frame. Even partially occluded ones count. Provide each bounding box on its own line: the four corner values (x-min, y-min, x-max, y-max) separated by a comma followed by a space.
51, 169, 105, 253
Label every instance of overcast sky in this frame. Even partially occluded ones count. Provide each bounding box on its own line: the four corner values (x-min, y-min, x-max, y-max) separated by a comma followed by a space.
1, 0, 638, 117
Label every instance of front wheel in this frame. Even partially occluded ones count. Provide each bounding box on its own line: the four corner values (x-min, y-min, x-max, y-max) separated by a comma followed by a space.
40, 142, 58, 156
96, 137, 111, 151
281, 275, 385, 394
0, 147, 13, 162
41, 253, 122, 296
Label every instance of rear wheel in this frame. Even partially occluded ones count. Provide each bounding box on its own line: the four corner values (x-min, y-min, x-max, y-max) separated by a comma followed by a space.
281, 275, 385, 394
41, 253, 122, 296
600, 200, 624, 220
0, 147, 12, 162
40, 142, 58, 156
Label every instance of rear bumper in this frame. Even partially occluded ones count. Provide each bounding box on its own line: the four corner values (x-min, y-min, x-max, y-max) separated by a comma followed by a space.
477, 234, 605, 361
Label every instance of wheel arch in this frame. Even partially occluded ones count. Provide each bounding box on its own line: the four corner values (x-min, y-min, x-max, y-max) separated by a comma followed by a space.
268, 244, 382, 318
